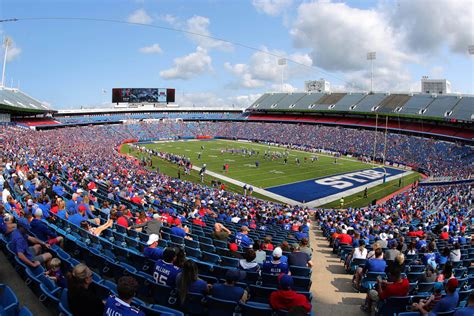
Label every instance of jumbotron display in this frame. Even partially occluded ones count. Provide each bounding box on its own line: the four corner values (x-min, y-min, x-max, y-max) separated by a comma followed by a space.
112, 88, 175, 103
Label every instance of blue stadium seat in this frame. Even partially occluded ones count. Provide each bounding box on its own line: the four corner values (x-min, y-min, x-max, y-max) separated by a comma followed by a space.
140, 304, 184, 316
240, 302, 273, 316
289, 266, 311, 277
220, 256, 239, 268
376, 296, 411, 316
201, 252, 220, 265
18, 306, 33, 316
179, 292, 207, 315
59, 288, 72, 316
206, 296, 238, 316
0, 284, 19, 316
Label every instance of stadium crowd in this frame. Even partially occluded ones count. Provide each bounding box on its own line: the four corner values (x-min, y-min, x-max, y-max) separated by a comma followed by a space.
316, 183, 473, 315
0, 121, 472, 315
106, 121, 473, 179
0, 125, 313, 315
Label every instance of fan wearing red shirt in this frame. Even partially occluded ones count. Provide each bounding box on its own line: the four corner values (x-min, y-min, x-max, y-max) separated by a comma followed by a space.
361, 268, 409, 313
116, 211, 129, 228
270, 274, 311, 313
439, 228, 449, 240
337, 230, 353, 245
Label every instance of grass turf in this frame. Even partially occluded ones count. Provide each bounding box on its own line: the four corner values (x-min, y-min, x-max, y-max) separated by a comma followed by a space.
121, 139, 420, 208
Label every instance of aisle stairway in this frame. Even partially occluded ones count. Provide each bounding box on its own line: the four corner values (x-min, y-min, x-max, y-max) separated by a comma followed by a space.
310, 226, 366, 316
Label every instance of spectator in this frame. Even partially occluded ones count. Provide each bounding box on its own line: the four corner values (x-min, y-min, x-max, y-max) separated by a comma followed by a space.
131, 213, 162, 235
235, 226, 253, 249
67, 263, 104, 316
176, 260, 209, 304
143, 234, 164, 261
299, 238, 312, 259
253, 241, 266, 264
104, 276, 145, 316
69, 205, 88, 227
411, 282, 443, 314
384, 241, 400, 261
11, 218, 52, 268
30, 209, 64, 248
171, 220, 190, 239
261, 236, 274, 250
353, 248, 386, 290
153, 247, 181, 287
239, 249, 260, 272
262, 247, 289, 275
211, 269, 248, 303
454, 291, 474, 316
288, 243, 312, 267
0, 205, 15, 235
428, 278, 459, 315
360, 268, 409, 313
44, 258, 66, 287
270, 274, 311, 313
449, 243, 461, 262
213, 222, 231, 241
80, 219, 113, 237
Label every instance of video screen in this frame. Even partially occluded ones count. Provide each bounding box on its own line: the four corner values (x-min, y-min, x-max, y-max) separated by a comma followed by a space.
112, 88, 175, 103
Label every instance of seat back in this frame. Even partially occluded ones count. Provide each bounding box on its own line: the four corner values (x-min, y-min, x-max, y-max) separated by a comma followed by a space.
207, 296, 238, 316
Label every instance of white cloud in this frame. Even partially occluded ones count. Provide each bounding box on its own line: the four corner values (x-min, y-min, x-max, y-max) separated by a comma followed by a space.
252, 0, 293, 16
290, 1, 418, 91
139, 43, 163, 54
270, 83, 298, 93
186, 16, 233, 51
224, 47, 313, 89
2, 37, 21, 62
429, 66, 444, 78
388, 0, 473, 54
157, 14, 179, 26
127, 9, 153, 24
160, 46, 212, 80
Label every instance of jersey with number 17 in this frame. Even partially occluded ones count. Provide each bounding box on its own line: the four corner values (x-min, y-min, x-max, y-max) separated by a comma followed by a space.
153, 260, 181, 287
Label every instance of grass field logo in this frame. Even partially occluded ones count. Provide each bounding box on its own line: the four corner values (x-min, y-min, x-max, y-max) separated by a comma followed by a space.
269, 170, 284, 174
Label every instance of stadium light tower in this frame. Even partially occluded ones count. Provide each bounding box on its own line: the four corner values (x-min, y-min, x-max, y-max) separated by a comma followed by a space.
278, 58, 287, 93
367, 52, 376, 92
1, 37, 12, 87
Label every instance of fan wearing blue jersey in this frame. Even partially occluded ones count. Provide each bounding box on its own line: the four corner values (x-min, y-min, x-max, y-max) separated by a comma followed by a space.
262, 247, 290, 275
235, 226, 253, 249
103, 276, 144, 316
153, 248, 181, 287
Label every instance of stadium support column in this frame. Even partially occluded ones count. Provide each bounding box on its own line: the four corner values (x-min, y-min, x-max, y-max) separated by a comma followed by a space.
372, 114, 378, 167
468, 45, 474, 55
278, 58, 287, 92
1, 37, 11, 87
367, 52, 376, 92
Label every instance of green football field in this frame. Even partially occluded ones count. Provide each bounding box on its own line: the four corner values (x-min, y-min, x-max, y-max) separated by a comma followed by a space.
121, 139, 421, 208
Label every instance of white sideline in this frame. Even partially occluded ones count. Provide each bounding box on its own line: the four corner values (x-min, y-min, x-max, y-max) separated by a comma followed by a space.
190, 165, 301, 205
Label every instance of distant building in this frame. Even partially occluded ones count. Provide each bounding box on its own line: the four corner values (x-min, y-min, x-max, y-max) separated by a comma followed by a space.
421, 77, 451, 94
305, 79, 331, 93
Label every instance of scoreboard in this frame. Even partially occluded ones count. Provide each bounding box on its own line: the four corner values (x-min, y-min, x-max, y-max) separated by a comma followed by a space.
112, 88, 175, 103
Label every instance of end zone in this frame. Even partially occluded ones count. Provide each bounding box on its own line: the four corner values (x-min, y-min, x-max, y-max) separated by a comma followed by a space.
266, 167, 412, 207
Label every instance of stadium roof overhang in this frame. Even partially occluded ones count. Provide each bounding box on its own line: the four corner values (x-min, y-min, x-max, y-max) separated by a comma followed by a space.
0, 103, 56, 115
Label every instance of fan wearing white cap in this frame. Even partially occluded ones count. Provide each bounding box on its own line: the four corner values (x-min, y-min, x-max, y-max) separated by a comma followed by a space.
30, 208, 64, 248
262, 247, 290, 275
143, 234, 164, 261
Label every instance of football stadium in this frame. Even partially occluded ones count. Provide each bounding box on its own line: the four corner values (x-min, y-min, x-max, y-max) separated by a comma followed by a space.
0, 1, 473, 316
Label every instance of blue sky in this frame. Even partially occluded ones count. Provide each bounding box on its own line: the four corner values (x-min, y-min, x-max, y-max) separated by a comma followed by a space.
0, 0, 473, 108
